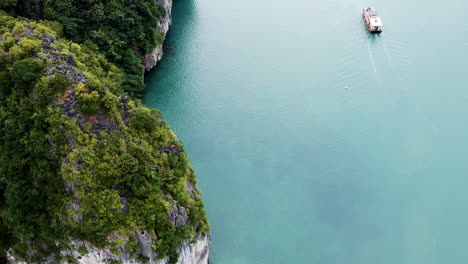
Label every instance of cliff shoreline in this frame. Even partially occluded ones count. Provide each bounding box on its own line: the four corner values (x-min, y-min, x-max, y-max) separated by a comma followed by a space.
142, 0, 212, 262
143, 0, 173, 71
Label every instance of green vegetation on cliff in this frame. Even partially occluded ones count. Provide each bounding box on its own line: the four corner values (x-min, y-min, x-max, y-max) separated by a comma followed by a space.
1, 0, 168, 96
0, 14, 209, 263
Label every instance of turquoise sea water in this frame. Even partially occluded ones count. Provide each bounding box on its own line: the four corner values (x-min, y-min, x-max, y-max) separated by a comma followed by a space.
144, 0, 468, 263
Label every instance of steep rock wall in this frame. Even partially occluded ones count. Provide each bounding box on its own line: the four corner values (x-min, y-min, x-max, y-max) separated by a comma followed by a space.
8, 236, 209, 264
143, 0, 173, 71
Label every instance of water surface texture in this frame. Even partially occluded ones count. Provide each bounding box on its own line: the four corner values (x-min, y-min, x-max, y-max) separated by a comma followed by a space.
144, 0, 468, 263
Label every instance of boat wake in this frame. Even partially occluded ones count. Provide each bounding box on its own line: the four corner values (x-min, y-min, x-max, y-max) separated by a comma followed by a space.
367, 42, 377, 73
381, 40, 395, 71
367, 41, 382, 86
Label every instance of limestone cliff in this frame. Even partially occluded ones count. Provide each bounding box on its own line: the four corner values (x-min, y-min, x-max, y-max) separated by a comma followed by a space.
0, 14, 209, 264
8, 236, 209, 264
67, 235, 209, 264
143, 0, 173, 71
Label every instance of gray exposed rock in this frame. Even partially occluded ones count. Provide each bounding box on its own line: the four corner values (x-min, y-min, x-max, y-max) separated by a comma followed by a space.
159, 144, 180, 155
8, 233, 210, 264
184, 181, 197, 200
143, 0, 173, 71
121, 110, 132, 126
56, 85, 121, 135
46, 63, 86, 84
176, 235, 210, 264
62, 176, 83, 224
63, 179, 74, 193
168, 203, 189, 227
24, 25, 34, 36
120, 96, 129, 105
68, 66, 86, 83
70, 199, 83, 224
90, 113, 120, 134
135, 230, 153, 258
41, 35, 57, 51
53, 64, 72, 74
56, 88, 78, 118
8, 235, 210, 264
62, 54, 75, 65
120, 196, 129, 213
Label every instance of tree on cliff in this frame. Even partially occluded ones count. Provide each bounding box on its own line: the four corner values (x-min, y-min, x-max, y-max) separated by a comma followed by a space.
1, 0, 168, 97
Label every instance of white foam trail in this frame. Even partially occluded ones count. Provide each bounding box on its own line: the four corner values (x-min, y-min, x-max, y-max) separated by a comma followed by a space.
367, 40, 383, 86
367, 41, 377, 73
381, 40, 395, 70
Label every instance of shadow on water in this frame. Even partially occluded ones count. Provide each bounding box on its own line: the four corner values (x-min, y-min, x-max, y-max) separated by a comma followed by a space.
367, 32, 381, 42
359, 19, 382, 44
145, 0, 197, 72
164, 0, 197, 46
143, 0, 198, 97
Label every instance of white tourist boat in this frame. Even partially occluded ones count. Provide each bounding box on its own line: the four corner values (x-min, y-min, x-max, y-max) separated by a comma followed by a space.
363, 7, 383, 33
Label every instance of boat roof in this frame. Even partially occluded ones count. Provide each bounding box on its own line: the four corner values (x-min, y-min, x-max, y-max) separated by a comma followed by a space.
368, 10, 378, 16
370, 17, 383, 27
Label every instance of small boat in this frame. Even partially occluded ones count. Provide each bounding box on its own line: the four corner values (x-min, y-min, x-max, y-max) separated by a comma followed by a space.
363, 7, 383, 33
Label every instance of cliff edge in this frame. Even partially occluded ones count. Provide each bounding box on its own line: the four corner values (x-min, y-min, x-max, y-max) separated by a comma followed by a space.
143, 0, 173, 71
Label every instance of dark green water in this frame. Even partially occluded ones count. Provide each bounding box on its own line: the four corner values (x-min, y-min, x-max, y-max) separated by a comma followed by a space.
144, 0, 468, 263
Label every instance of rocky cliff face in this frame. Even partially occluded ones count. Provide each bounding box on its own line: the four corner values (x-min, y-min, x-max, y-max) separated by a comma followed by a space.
8, 235, 209, 264
143, 0, 173, 71
75, 235, 209, 264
